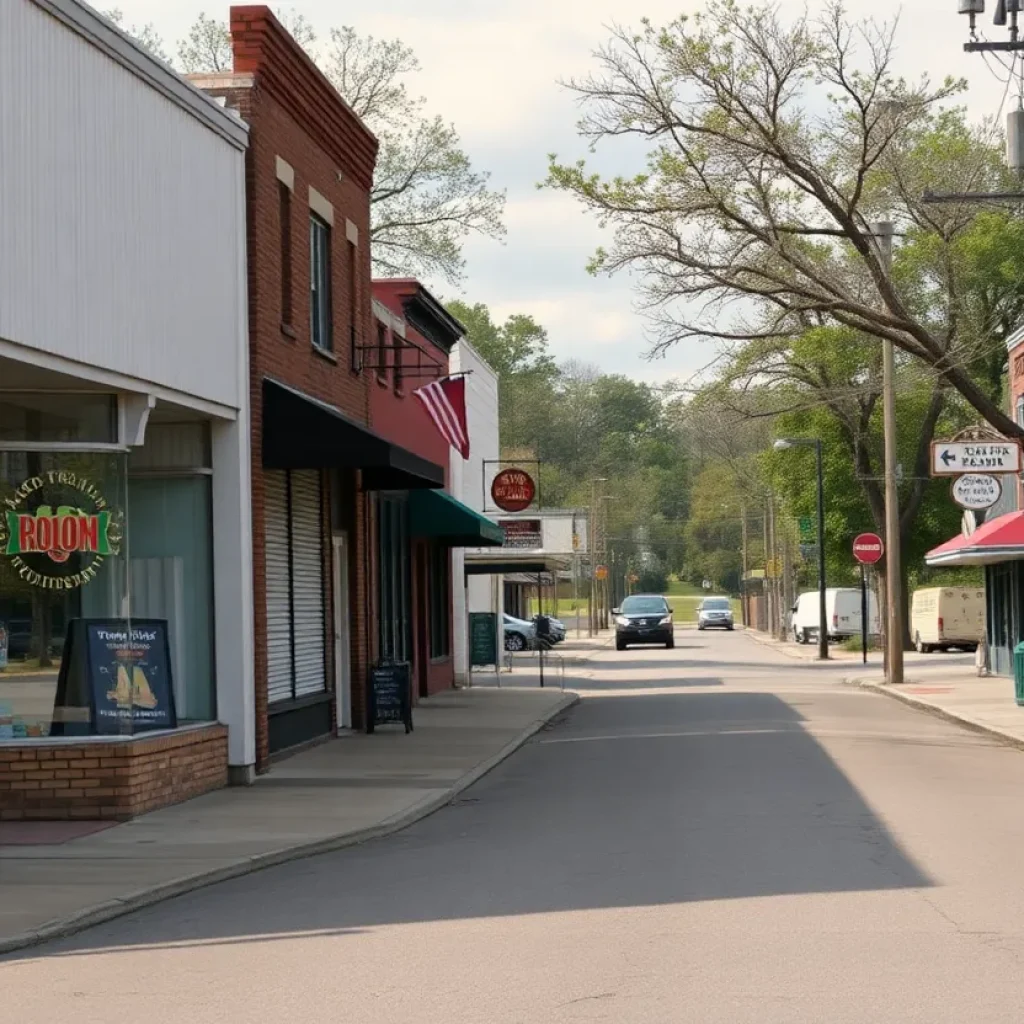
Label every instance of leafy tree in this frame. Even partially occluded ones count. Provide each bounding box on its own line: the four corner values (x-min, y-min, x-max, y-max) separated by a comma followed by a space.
174, 11, 503, 284
102, 8, 171, 63
546, 1, 1022, 436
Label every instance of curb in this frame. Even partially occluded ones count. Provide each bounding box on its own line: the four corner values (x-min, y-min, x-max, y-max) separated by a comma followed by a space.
0, 691, 580, 957
849, 677, 1024, 752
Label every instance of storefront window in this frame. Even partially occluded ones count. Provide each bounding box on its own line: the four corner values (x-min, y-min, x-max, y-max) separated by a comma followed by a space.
0, 448, 131, 738
429, 545, 451, 658
378, 495, 410, 663
0, 393, 117, 443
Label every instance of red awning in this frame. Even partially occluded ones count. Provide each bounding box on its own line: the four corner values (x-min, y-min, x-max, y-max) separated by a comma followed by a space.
925, 511, 1024, 566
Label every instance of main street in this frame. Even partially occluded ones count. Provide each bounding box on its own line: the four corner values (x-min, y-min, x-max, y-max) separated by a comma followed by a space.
6, 631, 1024, 1022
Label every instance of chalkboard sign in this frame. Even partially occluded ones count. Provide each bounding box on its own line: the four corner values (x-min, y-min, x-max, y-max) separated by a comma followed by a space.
52, 618, 176, 736
469, 612, 498, 667
367, 661, 412, 734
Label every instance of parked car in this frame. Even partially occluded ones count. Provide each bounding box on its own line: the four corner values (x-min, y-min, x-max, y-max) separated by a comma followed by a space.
791, 588, 879, 644
911, 587, 985, 653
503, 613, 537, 652
697, 596, 734, 631
614, 594, 674, 650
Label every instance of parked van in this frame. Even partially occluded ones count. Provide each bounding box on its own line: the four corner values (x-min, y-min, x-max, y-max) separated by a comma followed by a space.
790, 588, 880, 644
910, 587, 985, 653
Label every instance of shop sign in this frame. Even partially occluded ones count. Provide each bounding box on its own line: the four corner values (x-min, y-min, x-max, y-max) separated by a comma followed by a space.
500, 518, 542, 549
491, 468, 536, 512
930, 440, 1021, 476
0, 472, 120, 590
950, 473, 1001, 511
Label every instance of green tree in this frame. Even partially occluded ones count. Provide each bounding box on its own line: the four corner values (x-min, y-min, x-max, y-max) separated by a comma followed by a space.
173, 12, 503, 284
545, 1, 1022, 436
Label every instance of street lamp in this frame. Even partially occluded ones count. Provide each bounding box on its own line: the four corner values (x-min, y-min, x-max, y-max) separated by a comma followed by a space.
774, 438, 828, 661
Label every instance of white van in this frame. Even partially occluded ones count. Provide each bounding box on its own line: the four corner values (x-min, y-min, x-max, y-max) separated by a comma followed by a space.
790, 588, 880, 644
910, 587, 985, 653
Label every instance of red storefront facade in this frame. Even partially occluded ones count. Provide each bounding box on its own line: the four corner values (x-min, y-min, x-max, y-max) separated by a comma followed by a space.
369, 280, 465, 697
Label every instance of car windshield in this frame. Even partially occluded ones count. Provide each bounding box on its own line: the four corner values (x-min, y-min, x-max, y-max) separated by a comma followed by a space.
620, 596, 668, 614
703, 599, 730, 610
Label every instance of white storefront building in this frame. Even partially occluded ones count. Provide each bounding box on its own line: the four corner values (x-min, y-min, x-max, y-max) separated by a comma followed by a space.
0, 0, 253, 817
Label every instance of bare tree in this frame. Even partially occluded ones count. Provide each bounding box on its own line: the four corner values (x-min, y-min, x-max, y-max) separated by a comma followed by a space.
172, 14, 504, 284
103, 8, 170, 64
546, 1, 1021, 436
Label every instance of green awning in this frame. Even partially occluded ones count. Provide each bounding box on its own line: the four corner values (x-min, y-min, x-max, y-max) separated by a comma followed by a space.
409, 489, 505, 547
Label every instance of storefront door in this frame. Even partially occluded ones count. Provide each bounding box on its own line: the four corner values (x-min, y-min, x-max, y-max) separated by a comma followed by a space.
332, 533, 351, 730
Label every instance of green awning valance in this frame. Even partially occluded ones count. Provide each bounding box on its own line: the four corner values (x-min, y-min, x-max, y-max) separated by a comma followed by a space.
409, 489, 504, 547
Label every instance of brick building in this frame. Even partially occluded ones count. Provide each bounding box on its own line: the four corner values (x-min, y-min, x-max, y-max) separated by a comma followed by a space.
193, 8, 446, 764
369, 281, 503, 697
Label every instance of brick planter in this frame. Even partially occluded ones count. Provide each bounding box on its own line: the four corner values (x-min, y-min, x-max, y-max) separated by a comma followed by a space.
0, 724, 228, 821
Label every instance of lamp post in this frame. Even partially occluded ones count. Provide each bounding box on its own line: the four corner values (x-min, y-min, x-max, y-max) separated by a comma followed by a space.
774, 438, 828, 661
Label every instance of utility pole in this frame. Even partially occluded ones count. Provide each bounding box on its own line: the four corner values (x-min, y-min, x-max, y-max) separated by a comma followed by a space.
740, 501, 749, 627
872, 220, 903, 685
763, 497, 773, 636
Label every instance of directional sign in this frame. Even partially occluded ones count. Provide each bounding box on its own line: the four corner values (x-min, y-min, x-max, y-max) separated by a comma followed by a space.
951, 473, 1002, 511
852, 533, 884, 565
931, 440, 1021, 476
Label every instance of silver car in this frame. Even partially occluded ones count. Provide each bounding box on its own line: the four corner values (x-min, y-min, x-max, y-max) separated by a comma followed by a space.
697, 596, 735, 630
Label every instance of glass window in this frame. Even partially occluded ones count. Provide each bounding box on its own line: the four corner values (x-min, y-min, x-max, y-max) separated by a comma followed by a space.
0, 393, 116, 444
429, 546, 451, 658
376, 321, 389, 381
280, 183, 293, 328
620, 595, 669, 615
1016, 395, 1024, 428
310, 215, 332, 351
702, 598, 731, 610
378, 496, 410, 663
0, 451, 130, 738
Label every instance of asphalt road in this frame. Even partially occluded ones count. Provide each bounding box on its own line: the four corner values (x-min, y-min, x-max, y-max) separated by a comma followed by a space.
6, 632, 1024, 1022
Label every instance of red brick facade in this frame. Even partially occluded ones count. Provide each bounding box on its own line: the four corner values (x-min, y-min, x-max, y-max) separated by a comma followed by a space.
371, 280, 459, 696
194, 6, 379, 767
0, 726, 227, 821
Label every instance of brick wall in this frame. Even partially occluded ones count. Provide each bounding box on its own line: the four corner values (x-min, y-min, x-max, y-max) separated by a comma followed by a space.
0, 726, 228, 821
194, 6, 378, 766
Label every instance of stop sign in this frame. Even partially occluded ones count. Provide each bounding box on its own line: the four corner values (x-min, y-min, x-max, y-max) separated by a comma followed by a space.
852, 532, 884, 564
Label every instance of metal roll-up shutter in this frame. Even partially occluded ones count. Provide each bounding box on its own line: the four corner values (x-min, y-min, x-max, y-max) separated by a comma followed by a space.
290, 469, 326, 697
264, 469, 293, 704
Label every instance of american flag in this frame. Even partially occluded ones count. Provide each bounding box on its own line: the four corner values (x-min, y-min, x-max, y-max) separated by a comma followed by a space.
413, 375, 470, 460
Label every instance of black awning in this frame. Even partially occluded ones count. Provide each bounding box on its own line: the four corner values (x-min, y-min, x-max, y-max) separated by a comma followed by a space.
262, 378, 444, 490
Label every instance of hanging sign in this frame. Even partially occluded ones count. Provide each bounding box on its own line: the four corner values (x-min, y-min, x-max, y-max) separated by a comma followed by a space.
0, 472, 122, 591
852, 532, 884, 565
499, 519, 542, 549
951, 473, 1001, 510
491, 469, 536, 512
930, 440, 1021, 476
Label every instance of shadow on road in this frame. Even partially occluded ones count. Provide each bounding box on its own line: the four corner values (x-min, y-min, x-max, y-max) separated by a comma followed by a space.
7, 688, 934, 962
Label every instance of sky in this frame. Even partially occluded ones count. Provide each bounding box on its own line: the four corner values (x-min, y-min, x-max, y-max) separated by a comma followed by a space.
110, 0, 1015, 386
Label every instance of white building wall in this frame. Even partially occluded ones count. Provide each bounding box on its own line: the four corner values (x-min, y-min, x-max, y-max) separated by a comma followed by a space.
0, 1, 255, 771
449, 339, 502, 682
0, 0, 249, 410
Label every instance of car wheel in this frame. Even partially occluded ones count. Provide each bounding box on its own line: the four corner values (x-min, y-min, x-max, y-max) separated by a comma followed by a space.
666, 636, 675, 649
915, 633, 930, 654
796, 628, 808, 645
505, 632, 526, 652
727, 625, 734, 631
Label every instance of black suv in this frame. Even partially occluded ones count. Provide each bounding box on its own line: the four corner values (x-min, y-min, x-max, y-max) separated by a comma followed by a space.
614, 594, 674, 650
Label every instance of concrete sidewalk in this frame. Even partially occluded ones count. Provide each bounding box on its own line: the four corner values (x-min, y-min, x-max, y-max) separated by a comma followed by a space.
850, 661, 1024, 749
0, 686, 578, 955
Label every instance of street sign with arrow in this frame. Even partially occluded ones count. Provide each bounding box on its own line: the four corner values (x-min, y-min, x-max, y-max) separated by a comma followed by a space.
930, 440, 1021, 476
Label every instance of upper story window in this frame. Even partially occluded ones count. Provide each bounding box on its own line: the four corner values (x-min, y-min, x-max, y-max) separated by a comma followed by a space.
279, 183, 293, 331
376, 321, 390, 382
310, 214, 332, 352
1017, 395, 1024, 428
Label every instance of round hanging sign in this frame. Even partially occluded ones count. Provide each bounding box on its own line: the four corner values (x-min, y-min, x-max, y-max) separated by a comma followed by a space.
490, 468, 536, 512
951, 473, 1001, 511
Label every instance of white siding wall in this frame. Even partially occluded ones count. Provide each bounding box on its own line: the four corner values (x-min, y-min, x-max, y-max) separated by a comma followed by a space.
0, 0, 248, 409
449, 340, 502, 682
